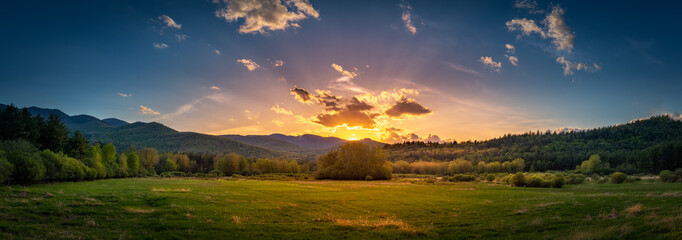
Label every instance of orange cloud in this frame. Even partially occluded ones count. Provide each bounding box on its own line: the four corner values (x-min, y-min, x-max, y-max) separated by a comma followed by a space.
385, 97, 432, 118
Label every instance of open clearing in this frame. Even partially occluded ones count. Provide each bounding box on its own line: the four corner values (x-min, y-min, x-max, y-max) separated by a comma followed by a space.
0, 178, 681, 239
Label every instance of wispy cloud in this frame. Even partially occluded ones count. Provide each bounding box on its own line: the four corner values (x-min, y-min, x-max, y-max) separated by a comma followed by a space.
506, 6, 574, 53
175, 34, 188, 41
556, 57, 600, 75
237, 59, 260, 71
153, 42, 168, 49
271, 104, 293, 115
331, 63, 357, 79
445, 61, 480, 76
159, 15, 182, 29
400, 1, 417, 35
117, 92, 131, 97
210, 86, 221, 91
139, 105, 160, 115
479, 56, 502, 72
214, 0, 320, 34
507, 56, 519, 66
214, 49, 221, 55
273, 59, 284, 67
505, 44, 516, 54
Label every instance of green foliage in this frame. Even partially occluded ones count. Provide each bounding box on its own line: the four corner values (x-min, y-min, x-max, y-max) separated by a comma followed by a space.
385, 115, 682, 173
659, 170, 677, 183
126, 152, 140, 177
525, 176, 543, 188
565, 173, 586, 184
551, 174, 565, 188
138, 148, 159, 170
1, 140, 44, 183
510, 172, 525, 186
38, 113, 69, 152
315, 142, 392, 180
450, 174, 476, 182
611, 172, 627, 184
0, 150, 13, 184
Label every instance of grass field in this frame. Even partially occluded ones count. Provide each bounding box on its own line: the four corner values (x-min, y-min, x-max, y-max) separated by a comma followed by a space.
1, 178, 681, 239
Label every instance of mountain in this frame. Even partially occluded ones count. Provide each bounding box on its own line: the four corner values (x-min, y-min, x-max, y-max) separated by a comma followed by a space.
6, 104, 296, 159
268, 134, 348, 149
102, 118, 129, 127
222, 134, 386, 155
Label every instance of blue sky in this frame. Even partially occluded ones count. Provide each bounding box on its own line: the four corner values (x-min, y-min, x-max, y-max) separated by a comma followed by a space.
1, 0, 681, 142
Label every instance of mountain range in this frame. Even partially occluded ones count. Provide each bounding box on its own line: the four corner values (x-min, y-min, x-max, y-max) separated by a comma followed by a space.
0, 104, 382, 159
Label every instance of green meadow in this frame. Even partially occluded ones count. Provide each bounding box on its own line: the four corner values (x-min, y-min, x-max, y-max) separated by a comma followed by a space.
1, 178, 681, 239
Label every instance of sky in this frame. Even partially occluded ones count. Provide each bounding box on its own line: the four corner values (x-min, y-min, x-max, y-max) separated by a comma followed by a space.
1, 0, 682, 142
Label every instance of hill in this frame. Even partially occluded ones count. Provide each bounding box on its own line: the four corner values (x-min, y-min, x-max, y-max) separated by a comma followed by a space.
222, 134, 386, 155
2, 104, 297, 159
385, 115, 682, 174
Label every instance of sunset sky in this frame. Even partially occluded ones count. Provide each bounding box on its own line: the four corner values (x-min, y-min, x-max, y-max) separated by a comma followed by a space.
1, 0, 681, 142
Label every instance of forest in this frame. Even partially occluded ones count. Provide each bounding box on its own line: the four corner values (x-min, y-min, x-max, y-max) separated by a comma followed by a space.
384, 115, 682, 174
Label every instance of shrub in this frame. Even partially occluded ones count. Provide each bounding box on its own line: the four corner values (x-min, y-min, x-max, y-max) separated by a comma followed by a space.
208, 169, 223, 177
0, 150, 13, 184
425, 178, 436, 183
610, 172, 627, 184
509, 172, 525, 187
451, 174, 476, 182
485, 174, 495, 182
315, 142, 392, 180
659, 170, 676, 183
365, 175, 374, 180
441, 176, 450, 182
565, 173, 586, 184
551, 174, 564, 188
1, 140, 44, 183
675, 169, 682, 182
160, 171, 186, 177
525, 176, 543, 187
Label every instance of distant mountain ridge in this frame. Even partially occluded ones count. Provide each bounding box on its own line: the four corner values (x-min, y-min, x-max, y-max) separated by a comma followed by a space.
1, 103, 386, 159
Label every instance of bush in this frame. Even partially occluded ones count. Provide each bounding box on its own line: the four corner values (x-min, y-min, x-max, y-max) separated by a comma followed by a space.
659, 170, 676, 183
315, 142, 392, 180
525, 176, 543, 187
451, 174, 476, 182
365, 175, 373, 181
1, 140, 44, 183
441, 176, 450, 182
485, 174, 495, 182
160, 171, 186, 177
0, 151, 13, 184
208, 169, 223, 177
509, 172, 525, 187
551, 174, 564, 188
565, 173, 586, 184
675, 169, 682, 181
611, 172, 627, 184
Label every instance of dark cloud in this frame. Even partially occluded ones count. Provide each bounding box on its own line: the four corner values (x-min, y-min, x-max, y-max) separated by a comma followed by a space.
385, 97, 432, 118
345, 97, 373, 111
314, 110, 376, 128
290, 87, 313, 103
317, 91, 342, 111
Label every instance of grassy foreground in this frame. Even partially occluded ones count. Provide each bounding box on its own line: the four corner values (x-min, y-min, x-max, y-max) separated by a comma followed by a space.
0, 178, 681, 239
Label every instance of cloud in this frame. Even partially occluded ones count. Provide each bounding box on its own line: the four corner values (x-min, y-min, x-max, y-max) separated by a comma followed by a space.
424, 134, 441, 142
507, 56, 519, 66
271, 104, 293, 115
156, 93, 229, 120
506, 18, 545, 37
176, 34, 188, 41
117, 92, 131, 97
556, 57, 600, 75
273, 120, 284, 127
159, 15, 182, 29
544, 6, 575, 52
505, 44, 516, 54
331, 63, 357, 79
400, 1, 417, 35
273, 59, 284, 67
210, 86, 222, 91
237, 59, 260, 71
514, 0, 537, 9
479, 56, 502, 72
290, 86, 314, 103
506, 6, 574, 52
214, 0, 320, 34
385, 96, 432, 118
314, 110, 377, 128
445, 61, 480, 76
153, 42, 168, 49
139, 105, 160, 115
382, 128, 442, 143
214, 50, 222, 55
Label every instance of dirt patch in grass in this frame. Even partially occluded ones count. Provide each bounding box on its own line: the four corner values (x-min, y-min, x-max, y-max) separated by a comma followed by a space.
125, 207, 155, 213
624, 203, 643, 216
647, 192, 680, 197
537, 201, 563, 207
450, 188, 476, 191
152, 188, 191, 192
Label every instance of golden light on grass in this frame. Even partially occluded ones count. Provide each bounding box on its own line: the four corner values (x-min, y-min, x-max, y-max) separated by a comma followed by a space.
152, 188, 191, 192
125, 207, 155, 213
624, 203, 643, 216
